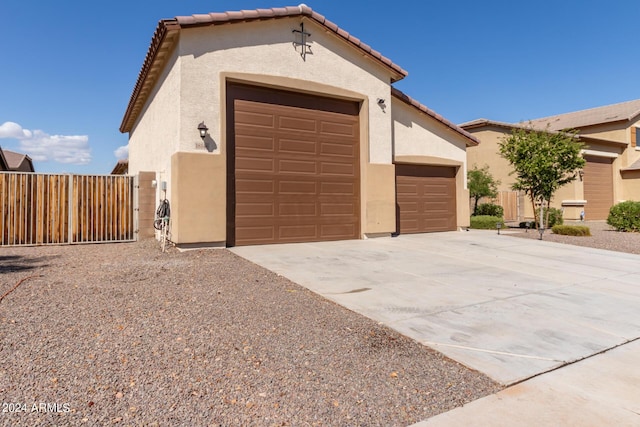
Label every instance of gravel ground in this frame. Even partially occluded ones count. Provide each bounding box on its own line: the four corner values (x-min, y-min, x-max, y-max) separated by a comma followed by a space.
506, 220, 640, 255
0, 239, 501, 427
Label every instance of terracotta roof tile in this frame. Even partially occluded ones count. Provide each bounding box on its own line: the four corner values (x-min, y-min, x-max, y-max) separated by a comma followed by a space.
391, 87, 479, 147
121, 5, 408, 132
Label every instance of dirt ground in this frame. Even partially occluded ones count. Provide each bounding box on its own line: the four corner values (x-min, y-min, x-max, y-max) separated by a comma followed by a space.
0, 239, 500, 426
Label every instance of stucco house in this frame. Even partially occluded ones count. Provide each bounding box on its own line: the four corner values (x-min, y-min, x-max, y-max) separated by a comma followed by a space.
0, 147, 34, 172
120, 5, 478, 247
462, 99, 640, 221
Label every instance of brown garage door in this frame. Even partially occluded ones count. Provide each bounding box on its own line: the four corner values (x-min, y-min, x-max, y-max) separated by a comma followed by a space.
583, 156, 614, 220
396, 164, 457, 234
227, 84, 360, 246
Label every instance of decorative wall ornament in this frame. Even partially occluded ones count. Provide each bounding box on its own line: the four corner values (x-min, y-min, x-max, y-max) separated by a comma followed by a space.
292, 22, 312, 61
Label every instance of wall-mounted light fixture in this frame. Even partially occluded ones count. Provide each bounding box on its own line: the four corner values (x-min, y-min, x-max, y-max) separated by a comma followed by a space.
198, 121, 209, 140
377, 98, 385, 105
578, 170, 584, 181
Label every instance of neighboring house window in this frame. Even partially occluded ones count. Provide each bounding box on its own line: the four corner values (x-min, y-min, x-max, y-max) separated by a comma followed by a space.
635, 127, 640, 148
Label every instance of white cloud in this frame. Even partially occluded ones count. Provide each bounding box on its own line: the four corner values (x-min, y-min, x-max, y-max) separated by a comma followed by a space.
0, 121, 31, 139
114, 144, 128, 160
0, 121, 91, 165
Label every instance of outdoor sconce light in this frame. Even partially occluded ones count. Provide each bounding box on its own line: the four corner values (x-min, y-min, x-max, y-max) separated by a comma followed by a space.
198, 121, 209, 140
578, 170, 584, 181
496, 222, 502, 235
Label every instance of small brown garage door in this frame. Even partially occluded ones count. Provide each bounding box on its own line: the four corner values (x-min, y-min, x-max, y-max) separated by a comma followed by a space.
583, 156, 614, 220
395, 164, 457, 233
227, 84, 360, 246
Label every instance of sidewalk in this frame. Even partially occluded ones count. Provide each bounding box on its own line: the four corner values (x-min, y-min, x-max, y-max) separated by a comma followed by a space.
413, 339, 640, 426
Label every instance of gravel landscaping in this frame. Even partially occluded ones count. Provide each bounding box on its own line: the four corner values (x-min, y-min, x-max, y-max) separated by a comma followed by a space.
1, 239, 501, 426
506, 220, 640, 255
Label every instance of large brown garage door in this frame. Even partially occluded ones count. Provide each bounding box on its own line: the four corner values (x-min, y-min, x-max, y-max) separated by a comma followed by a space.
396, 164, 457, 233
227, 84, 360, 246
583, 156, 614, 220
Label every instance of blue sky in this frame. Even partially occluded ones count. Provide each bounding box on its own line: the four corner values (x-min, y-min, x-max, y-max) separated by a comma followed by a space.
1, 1, 638, 174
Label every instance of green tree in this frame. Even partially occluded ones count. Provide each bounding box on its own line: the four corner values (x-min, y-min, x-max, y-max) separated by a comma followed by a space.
468, 164, 500, 215
498, 125, 585, 227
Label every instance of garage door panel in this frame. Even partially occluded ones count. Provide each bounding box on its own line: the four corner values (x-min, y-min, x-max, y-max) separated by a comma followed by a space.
278, 202, 317, 216
235, 158, 275, 174
235, 226, 275, 242
235, 178, 274, 194
320, 120, 357, 136
235, 134, 274, 151
278, 159, 317, 174
278, 224, 318, 240
320, 141, 357, 157
278, 180, 317, 194
583, 156, 613, 220
278, 138, 317, 155
321, 223, 356, 238
235, 110, 275, 127
320, 182, 356, 196
279, 116, 317, 132
397, 183, 419, 197
320, 162, 356, 177
396, 165, 456, 234
229, 84, 360, 246
235, 202, 274, 216
320, 202, 356, 216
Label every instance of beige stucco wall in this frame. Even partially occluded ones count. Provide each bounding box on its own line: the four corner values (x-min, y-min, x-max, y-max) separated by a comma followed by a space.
128, 45, 181, 198
392, 100, 471, 228
363, 163, 396, 235
170, 152, 226, 245
465, 128, 515, 193
621, 170, 640, 201
178, 18, 394, 164
577, 122, 627, 143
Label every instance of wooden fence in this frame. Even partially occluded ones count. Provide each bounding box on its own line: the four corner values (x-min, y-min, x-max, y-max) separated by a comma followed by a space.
0, 172, 135, 246
492, 190, 519, 222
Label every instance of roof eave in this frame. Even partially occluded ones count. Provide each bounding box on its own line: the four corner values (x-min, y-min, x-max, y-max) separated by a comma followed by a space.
120, 20, 181, 133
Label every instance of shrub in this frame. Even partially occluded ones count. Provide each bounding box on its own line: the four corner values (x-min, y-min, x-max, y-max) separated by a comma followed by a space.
544, 207, 564, 228
475, 203, 504, 217
470, 215, 505, 230
607, 201, 640, 232
523, 207, 563, 228
551, 225, 591, 236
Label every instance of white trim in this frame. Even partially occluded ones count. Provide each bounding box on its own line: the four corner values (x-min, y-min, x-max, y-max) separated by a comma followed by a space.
561, 200, 587, 206
581, 149, 618, 159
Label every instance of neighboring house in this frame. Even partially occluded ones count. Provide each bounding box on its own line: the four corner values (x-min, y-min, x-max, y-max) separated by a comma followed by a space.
119, 5, 478, 247
0, 148, 8, 171
0, 147, 34, 172
462, 99, 640, 221
111, 159, 129, 175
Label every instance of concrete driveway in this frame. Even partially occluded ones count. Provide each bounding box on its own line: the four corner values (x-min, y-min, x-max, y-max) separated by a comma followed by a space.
231, 230, 640, 386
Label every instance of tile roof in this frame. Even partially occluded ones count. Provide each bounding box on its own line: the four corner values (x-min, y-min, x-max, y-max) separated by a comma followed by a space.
525, 99, 640, 131
391, 88, 479, 146
2, 149, 33, 170
111, 159, 129, 175
459, 118, 627, 147
120, 5, 408, 133
459, 118, 530, 131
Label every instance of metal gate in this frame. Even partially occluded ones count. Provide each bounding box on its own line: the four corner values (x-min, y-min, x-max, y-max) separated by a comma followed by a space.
0, 172, 135, 246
